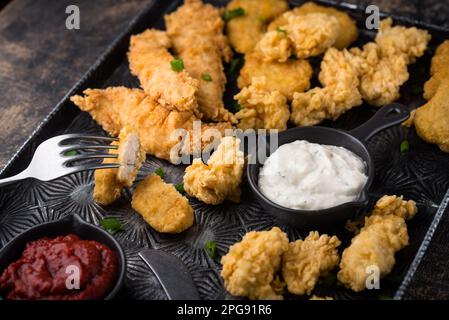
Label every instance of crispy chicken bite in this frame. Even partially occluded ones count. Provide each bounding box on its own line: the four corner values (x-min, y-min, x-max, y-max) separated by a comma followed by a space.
165, 0, 235, 123
254, 30, 292, 63
93, 126, 144, 205
282, 231, 341, 296
338, 195, 418, 292
128, 29, 199, 114
132, 173, 194, 233
290, 48, 362, 126
184, 136, 244, 205
70, 87, 232, 163
225, 0, 289, 54
423, 40, 449, 100
235, 77, 290, 130
268, 2, 358, 50
221, 227, 289, 300
238, 53, 312, 100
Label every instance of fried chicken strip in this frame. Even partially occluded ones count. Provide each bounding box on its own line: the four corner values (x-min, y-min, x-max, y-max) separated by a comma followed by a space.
128, 29, 199, 114
235, 76, 290, 130
338, 195, 418, 292
184, 136, 244, 205
282, 231, 341, 296
132, 173, 194, 233
290, 48, 362, 126
70, 87, 232, 164
423, 40, 449, 100
268, 2, 358, 50
165, 0, 235, 123
93, 126, 145, 205
238, 52, 312, 100
221, 227, 289, 300
226, 0, 289, 54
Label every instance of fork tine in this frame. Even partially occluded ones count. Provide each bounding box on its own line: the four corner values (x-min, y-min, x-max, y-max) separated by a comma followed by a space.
64, 154, 118, 165
67, 163, 121, 175
59, 134, 119, 145
62, 145, 119, 154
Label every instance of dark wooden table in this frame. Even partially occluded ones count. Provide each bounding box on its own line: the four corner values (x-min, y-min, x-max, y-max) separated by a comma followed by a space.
0, 0, 448, 299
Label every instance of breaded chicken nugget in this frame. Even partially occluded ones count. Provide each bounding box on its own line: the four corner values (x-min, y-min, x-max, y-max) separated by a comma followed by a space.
255, 30, 292, 63
338, 195, 418, 292
93, 126, 144, 205
269, 2, 358, 49
184, 136, 244, 205
291, 48, 362, 126
128, 29, 199, 114
221, 227, 289, 300
235, 76, 290, 130
238, 53, 312, 100
132, 173, 194, 233
282, 231, 341, 296
226, 0, 289, 54
423, 40, 449, 100
165, 0, 235, 123
71, 87, 232, 163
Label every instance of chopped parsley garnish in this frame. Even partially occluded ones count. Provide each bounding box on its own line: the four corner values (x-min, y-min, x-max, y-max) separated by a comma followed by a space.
400, 140, 410, 153
229, 57, 243, 75
205, 240, 217, 258
64, 150, 77, 157
100, 218, 124, 235
155, 167, 165, 179
171, 58, 185, 72
233, 102, 242, 112
276, 27, 287, 34
223, 7, 245, 21
201, 73, 212, 81
175, 183, 185, 193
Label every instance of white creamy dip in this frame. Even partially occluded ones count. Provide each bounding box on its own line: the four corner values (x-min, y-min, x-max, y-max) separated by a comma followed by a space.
259, 140, 368, 210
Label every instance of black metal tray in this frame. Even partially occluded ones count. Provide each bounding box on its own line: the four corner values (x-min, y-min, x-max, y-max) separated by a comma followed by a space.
1, 0, 449, 300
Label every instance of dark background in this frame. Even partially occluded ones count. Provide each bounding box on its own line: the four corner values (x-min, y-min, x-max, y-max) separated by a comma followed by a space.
0, 0, 448, 299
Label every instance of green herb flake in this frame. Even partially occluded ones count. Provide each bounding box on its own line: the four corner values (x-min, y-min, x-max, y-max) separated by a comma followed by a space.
205, 240, 217, 258
378, 294, 393, 300
171, 58, 185, 72
100, 218, 124, 235
276, 27, 287, 34
201, 73, 212, 82
175, 182, 185, 193
400, 140, 410, 153
233, 102, 242, 112
64, 150, 78, 157
412, 86, 423, 96
223, 7, 245, 21
155, 167, 165, 179
229, 57, 243, 75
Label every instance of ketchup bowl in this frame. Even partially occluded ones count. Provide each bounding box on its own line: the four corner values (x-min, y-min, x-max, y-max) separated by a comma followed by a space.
246, 104, 410, 229
0, 214, 126, 300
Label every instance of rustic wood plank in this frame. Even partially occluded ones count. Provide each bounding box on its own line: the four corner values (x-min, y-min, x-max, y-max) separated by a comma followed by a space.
0, 0, 152, 168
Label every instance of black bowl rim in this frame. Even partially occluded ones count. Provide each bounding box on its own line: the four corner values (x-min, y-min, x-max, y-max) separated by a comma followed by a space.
246, 126, 374, 216
0, 214, 126, 300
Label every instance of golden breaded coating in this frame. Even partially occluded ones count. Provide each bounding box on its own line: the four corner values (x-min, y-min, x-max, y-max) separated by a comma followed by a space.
93, 140, 122, 206
93, 126, 144, 205
413, 80, 449, 153
290, 48, 362, 126
268, 2, 358, 49
238, 53, 312, 100
282, 231, 341, 296
424, 40, 449, 100
221, 227, 289, 300
70, 87, 232, 163
128, 29, 199, 114
283, 13, 339, 59
255, 30, 292, 63
165, 0, 235, 123
132, 173, 194, 233
375, 18, 431, 63
226, 0, 289, 54
184, 136, 245, 205
235, 77, 290, 130
337, 196, 418, 292
116, 126, 146, 187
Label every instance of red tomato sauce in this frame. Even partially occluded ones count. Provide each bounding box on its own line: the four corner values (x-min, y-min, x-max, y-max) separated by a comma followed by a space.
0, 234, 119, 300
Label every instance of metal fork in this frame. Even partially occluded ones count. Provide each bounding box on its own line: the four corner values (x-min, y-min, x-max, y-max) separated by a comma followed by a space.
0, 134, 120, 187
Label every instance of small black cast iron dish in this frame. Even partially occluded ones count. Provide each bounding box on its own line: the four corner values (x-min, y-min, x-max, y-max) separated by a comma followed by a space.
0, 214, 126, 300
247, 103, 410, 229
